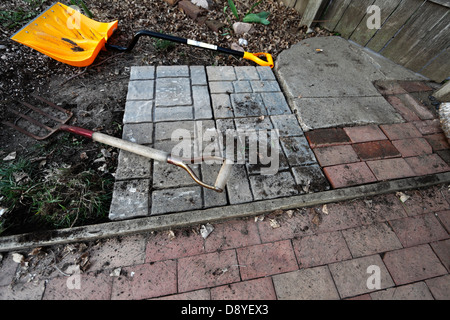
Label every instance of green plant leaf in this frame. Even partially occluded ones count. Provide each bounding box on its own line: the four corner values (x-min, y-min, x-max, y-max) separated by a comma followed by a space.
227, 0, 239, 20
242, 12, 270, 25
246, 0, 262, 16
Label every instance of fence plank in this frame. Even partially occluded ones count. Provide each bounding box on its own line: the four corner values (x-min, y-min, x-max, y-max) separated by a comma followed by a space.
381, 1, 449, 69
402, 11, 450, 72
335, 0, 376, 38
300, 0, 327, 28
366, 0, 425, 52
321, 0, 353, 31
419, 47, 450, 83
349, 0, 402, 47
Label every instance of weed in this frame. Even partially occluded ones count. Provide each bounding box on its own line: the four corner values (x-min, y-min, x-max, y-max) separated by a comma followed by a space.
0, 0, 46, 29
0, 158, 112, 236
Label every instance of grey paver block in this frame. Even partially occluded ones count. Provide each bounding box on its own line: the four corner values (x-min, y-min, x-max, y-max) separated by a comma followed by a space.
126, 80, 154, 100
123, 100, 153, 124
206, 66, 236, 81
190, 66, 207, 85
261, 92, 291, 115
234, 117, 273, 131
115, 151, 152, 181
109, 179, 150, 220
280, 136, 317, 166
250, 81, 281, 93
154, 121, 196, 142
153, 140, 196, 159
209, 81, 234, 94
211, 94, 234, 119
233, 81, 253, 93
155, 77, 191, 106
270, 114, 304, 137
273, 266, 340, 300
226, 164, 253, 204
154, 106, 194, 122
122, 123, 153, 145
153, 161, 200, 189
193, 86, 213, 119
130, 66, 155, 80
291, 165, 330, 192
151, 186, 203, 215
235, 66, 260, 80
156, 65, 189, 77
256, 66, 276, 80
231, 93, 266, 117
246, 147, 289, 176
200, 164, 228, 207
249, 171, 298, 200
329, 255, 394, 299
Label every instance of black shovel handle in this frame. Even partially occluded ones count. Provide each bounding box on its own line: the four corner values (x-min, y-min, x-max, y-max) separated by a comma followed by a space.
106, 30, 244, 58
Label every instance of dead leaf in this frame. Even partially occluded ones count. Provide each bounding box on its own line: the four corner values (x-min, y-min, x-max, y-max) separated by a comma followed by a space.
396, 192, 410, 203
254, 215, 264, 222
311, 214, 321, 226
269, 218, 281, 229
322, 204, 328, 215
286, 210, 294, 218
168, 230, 176, 240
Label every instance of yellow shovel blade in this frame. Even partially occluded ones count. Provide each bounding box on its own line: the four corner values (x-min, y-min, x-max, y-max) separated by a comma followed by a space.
11, 2, 118, 67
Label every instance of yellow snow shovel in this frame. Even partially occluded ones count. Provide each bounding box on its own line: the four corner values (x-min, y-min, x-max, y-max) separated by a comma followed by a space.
11, 2, 274, 68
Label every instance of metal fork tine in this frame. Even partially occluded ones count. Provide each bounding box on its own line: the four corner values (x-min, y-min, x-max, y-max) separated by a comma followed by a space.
3, 96, 73, 140
6, 106, 54, 132
19, 100, 65, 123
32, 94, 73, 117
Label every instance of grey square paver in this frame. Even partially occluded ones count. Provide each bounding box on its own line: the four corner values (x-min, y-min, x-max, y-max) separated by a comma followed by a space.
190, 66, 207, 85
291, 165, 330, 192
261, 92, 291, 115
193, 86, 213, 119
270, 114, 304, 137
122, 123, 153, 145
109, 179, 150, 220
153, 161, 200, 189
155, 77, 191, 106
207, 66, 236, 81
280, 136, 317, 166
123, 100, 153, 124
250, 80, 281, 92
130, 66, 155, 80
154, 106, 194, 122
249, 171, 298, 200
115, 151, 152, 181
235, 66, 260, 80
231, 93, 266, 118
211, 94, 234, 119
151, 186, 203, 215
256, 66, 276, 80
156, 65, 189, 77
126, 80, 154, 100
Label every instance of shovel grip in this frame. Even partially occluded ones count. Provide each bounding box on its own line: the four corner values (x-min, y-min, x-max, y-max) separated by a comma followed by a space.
243, 52, 274, 68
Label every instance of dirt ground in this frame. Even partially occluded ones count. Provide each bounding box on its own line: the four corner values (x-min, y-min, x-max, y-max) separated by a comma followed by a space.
0, 0, 330, 235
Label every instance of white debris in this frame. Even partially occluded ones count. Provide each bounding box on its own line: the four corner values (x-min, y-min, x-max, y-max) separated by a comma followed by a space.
269, 219, 281, 229
110, 268, 122, 277
396, 192, 410, 203
200, 223, 214, 239
12, 253, 24, 264
3, 151, 16, 161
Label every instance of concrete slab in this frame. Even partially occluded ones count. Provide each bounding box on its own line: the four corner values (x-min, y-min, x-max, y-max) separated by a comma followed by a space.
275, 36, 425, 131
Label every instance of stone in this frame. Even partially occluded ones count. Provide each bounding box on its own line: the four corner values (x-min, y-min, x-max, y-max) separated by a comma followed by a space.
233, 22, 254, 35
178, 1, 205, 20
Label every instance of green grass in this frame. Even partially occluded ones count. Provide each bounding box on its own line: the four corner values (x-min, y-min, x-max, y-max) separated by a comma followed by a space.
0, 157, 113, 236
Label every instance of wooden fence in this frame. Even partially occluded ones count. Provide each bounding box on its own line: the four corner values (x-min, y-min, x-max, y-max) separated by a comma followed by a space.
282, 0, 450, 82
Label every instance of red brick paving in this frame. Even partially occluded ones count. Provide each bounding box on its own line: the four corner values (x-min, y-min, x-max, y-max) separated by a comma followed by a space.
323, 162, 377, 188
352, 140, 401, 161
305, 86, 449, 189
0, 185, 448, 300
